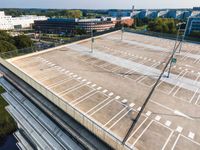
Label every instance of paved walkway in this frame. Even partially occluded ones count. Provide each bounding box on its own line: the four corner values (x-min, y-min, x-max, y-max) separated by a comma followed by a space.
67, 44, 200, 93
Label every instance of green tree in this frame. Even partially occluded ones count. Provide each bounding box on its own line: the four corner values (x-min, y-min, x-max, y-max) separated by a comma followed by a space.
162, 23, 169, 33
167, 21, 176, 34
14, 35, 33, 49
0, 31, 15, 44
75, 27, 86, 35
0, 40, 17, 53
60, 10, 82, 18
147, 18, 177, 34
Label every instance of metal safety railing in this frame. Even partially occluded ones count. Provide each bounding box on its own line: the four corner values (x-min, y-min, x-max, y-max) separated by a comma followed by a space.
124, 28, 200, 43
0, 27, 120, 60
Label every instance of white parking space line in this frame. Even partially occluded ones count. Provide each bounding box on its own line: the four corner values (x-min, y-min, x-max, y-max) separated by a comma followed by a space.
91, 84, 97, 87
136, 62, 160, 82
161, 131, 174, 150
47, 78, 72, 89
77, 77, 82, 80
131, 120, 154, 148
108, 92, 114, 96
192, 74, 200, 85
171, 133, 181, 150
108, 109, 132, 130
195, 94, 200, 105
72, 91, 99, 105
81, 79, 87, 82
189, 88, 199, 103
86, 81, 91, 85
176, 126, 183, 133
129, 103, 135, 108
155, 115, 161, 121
58, 82, 83, 95
169, 71, 187, 95
188, 132, 195, 139
87, 98, 115, 115
69, 89, 96, 104
137, 107, 141, 111
165, 120, 172, 127
172, 134, 200, 150
127, 117, 148, 142
97, 87, 102, 90
146, 111, 152, 116
103, 89, 108, 93
115, 96, 120, 100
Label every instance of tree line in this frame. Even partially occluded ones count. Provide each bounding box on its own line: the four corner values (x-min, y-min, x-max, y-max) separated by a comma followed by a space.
0, 8, 108, 19
134, 18, 200, 40
1, 9, 83, 18
0, 31, 33, 53
134, 18, 179, 34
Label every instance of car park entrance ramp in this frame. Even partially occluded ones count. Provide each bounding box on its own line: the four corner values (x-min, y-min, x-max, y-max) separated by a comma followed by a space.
1, 30, 200, 150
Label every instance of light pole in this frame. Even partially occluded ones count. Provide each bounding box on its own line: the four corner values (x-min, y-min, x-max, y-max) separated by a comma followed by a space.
121, 25, 124, 41
174, 22, 186, 53
179, 17, 190, 53
91, 29, 94, 53
167, 22, 185, 78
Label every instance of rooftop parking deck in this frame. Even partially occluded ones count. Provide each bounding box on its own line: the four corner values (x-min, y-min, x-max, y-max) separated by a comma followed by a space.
5, 31, 200, 150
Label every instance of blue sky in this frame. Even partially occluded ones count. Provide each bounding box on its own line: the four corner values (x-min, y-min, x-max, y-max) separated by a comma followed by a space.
0, 0, 199, 9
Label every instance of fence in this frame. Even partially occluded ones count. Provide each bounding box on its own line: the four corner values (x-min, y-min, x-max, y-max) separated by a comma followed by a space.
124, 28, 200, 43
0, 27, 120, 60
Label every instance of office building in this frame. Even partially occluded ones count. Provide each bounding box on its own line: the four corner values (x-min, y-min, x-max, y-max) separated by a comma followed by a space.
0, 11, 47, 30
186, 17, 200, 35
34, 17, 134, 34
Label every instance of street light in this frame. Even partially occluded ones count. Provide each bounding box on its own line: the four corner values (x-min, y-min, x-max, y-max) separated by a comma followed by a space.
179, 17, 190, 53
121, 25, 124, 41
174, 22, 186, 53
91, 29, 94, 53
167, 21, 186, 78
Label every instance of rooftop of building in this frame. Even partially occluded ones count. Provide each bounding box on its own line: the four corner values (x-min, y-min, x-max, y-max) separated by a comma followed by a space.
4, 30, 200, 150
